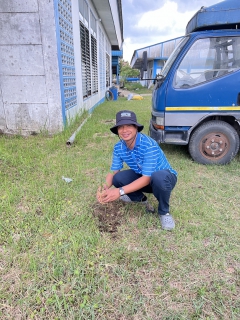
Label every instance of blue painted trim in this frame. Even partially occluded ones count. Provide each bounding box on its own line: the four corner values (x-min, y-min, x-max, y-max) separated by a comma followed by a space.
53, 0, 66, 125
165, 126, 191, 130
112, 50, 123, 57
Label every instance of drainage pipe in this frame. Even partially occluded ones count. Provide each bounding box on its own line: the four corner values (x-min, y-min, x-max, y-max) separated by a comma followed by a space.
66, 114, 91, 145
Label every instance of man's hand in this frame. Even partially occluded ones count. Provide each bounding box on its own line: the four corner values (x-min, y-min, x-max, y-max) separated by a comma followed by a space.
96, 187, 120, 204
102, 183, 110, 190
100, 188, 120, 203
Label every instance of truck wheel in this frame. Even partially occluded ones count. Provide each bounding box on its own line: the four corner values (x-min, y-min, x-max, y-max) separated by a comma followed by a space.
189, 120, 239, 165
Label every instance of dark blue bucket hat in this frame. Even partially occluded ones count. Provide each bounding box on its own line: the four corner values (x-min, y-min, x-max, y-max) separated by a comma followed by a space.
110, 110, 144, 135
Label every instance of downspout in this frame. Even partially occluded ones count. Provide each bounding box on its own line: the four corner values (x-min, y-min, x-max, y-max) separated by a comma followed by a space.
66, 114, 92, 145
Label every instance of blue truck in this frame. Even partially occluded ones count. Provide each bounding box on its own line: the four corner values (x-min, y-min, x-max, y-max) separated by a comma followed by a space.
149, 0, 240, 164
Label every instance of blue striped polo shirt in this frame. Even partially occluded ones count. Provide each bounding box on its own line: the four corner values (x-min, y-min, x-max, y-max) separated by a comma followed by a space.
110, 133, 177, 177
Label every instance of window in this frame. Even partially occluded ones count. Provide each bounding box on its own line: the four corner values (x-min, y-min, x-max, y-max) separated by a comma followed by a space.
106, 39, 111, 88
90, 10, 98, 94
106, 53, 110, 87
99, 28, 105, 90
78, 0, 88, 25
79, 0, 98, 98
80, 21, 91, 98
161, 37, 188, 77
91, 35, 98, 93
174, 36, 240, 89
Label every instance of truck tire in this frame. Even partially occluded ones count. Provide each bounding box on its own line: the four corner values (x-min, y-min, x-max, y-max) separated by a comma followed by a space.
189, 120, 239, 165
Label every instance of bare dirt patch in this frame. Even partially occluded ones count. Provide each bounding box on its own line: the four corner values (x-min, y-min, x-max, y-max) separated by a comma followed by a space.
92, 201, 127, 236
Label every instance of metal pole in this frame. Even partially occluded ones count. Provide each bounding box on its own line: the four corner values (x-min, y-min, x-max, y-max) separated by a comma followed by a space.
66, 114, 91, 145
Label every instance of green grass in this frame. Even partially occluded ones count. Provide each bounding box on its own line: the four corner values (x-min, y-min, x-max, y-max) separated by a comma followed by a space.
0, 96, 239, 319
123, 82, 153, 94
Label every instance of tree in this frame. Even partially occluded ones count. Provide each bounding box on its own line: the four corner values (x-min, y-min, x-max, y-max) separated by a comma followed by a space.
120, 60, 140, 79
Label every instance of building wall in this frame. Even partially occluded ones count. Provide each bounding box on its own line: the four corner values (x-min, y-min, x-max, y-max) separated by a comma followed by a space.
0, 0, 63, 134
0, 0, 116, 134
69, 0, 112, 119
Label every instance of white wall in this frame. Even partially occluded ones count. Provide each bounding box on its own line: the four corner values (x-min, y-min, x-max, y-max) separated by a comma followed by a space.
0, 0, 64, 134
0, 0, 116, 134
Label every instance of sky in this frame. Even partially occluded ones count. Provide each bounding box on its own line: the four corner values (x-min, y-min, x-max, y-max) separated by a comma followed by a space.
122, 0, 221, 63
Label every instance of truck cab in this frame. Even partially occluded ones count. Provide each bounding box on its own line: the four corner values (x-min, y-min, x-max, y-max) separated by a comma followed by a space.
150, 0, 240, 164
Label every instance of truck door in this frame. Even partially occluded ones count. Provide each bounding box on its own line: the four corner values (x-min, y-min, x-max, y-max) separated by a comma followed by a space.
165, 35, 240, 127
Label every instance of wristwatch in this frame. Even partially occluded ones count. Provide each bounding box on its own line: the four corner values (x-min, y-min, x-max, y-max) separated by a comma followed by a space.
119, 187, 125, 196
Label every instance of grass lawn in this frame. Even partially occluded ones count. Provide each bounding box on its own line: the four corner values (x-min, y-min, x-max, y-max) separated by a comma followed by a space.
0, 96, 239, 319
122, 82, 153, 95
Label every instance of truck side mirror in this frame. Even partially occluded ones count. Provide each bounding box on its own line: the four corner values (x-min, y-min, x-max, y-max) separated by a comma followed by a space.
142, 51, 147, 71
140, 51, 147, 80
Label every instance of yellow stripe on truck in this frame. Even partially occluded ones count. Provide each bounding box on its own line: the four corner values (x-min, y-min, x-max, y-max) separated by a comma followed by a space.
166, 106, 240, 111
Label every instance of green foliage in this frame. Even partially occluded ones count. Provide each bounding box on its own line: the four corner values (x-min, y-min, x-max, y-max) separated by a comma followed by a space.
0, 97, 239, 319
120, 59, 140, 79
125, 82, 143, 90
123, 82, 153, 94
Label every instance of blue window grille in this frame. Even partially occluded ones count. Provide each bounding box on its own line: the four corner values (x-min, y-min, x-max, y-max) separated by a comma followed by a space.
54, 0, 77, 121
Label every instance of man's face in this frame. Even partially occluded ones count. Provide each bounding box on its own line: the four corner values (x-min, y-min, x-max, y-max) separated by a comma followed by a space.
117, 124, 138, 142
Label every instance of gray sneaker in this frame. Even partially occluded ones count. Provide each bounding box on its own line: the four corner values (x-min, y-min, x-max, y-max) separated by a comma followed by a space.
120, 195, 155, 213
160, 213, 175, 230
119, 194, 132, 203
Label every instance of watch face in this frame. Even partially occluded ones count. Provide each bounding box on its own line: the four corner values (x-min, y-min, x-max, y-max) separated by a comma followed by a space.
120, 188, 124, 195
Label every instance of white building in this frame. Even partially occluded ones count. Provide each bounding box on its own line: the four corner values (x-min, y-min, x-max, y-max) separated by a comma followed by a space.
0, 0, 123, 134
131, 37, 182, 87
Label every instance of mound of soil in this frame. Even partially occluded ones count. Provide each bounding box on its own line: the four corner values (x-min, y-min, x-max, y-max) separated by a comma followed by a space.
92, 201, 126, 235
